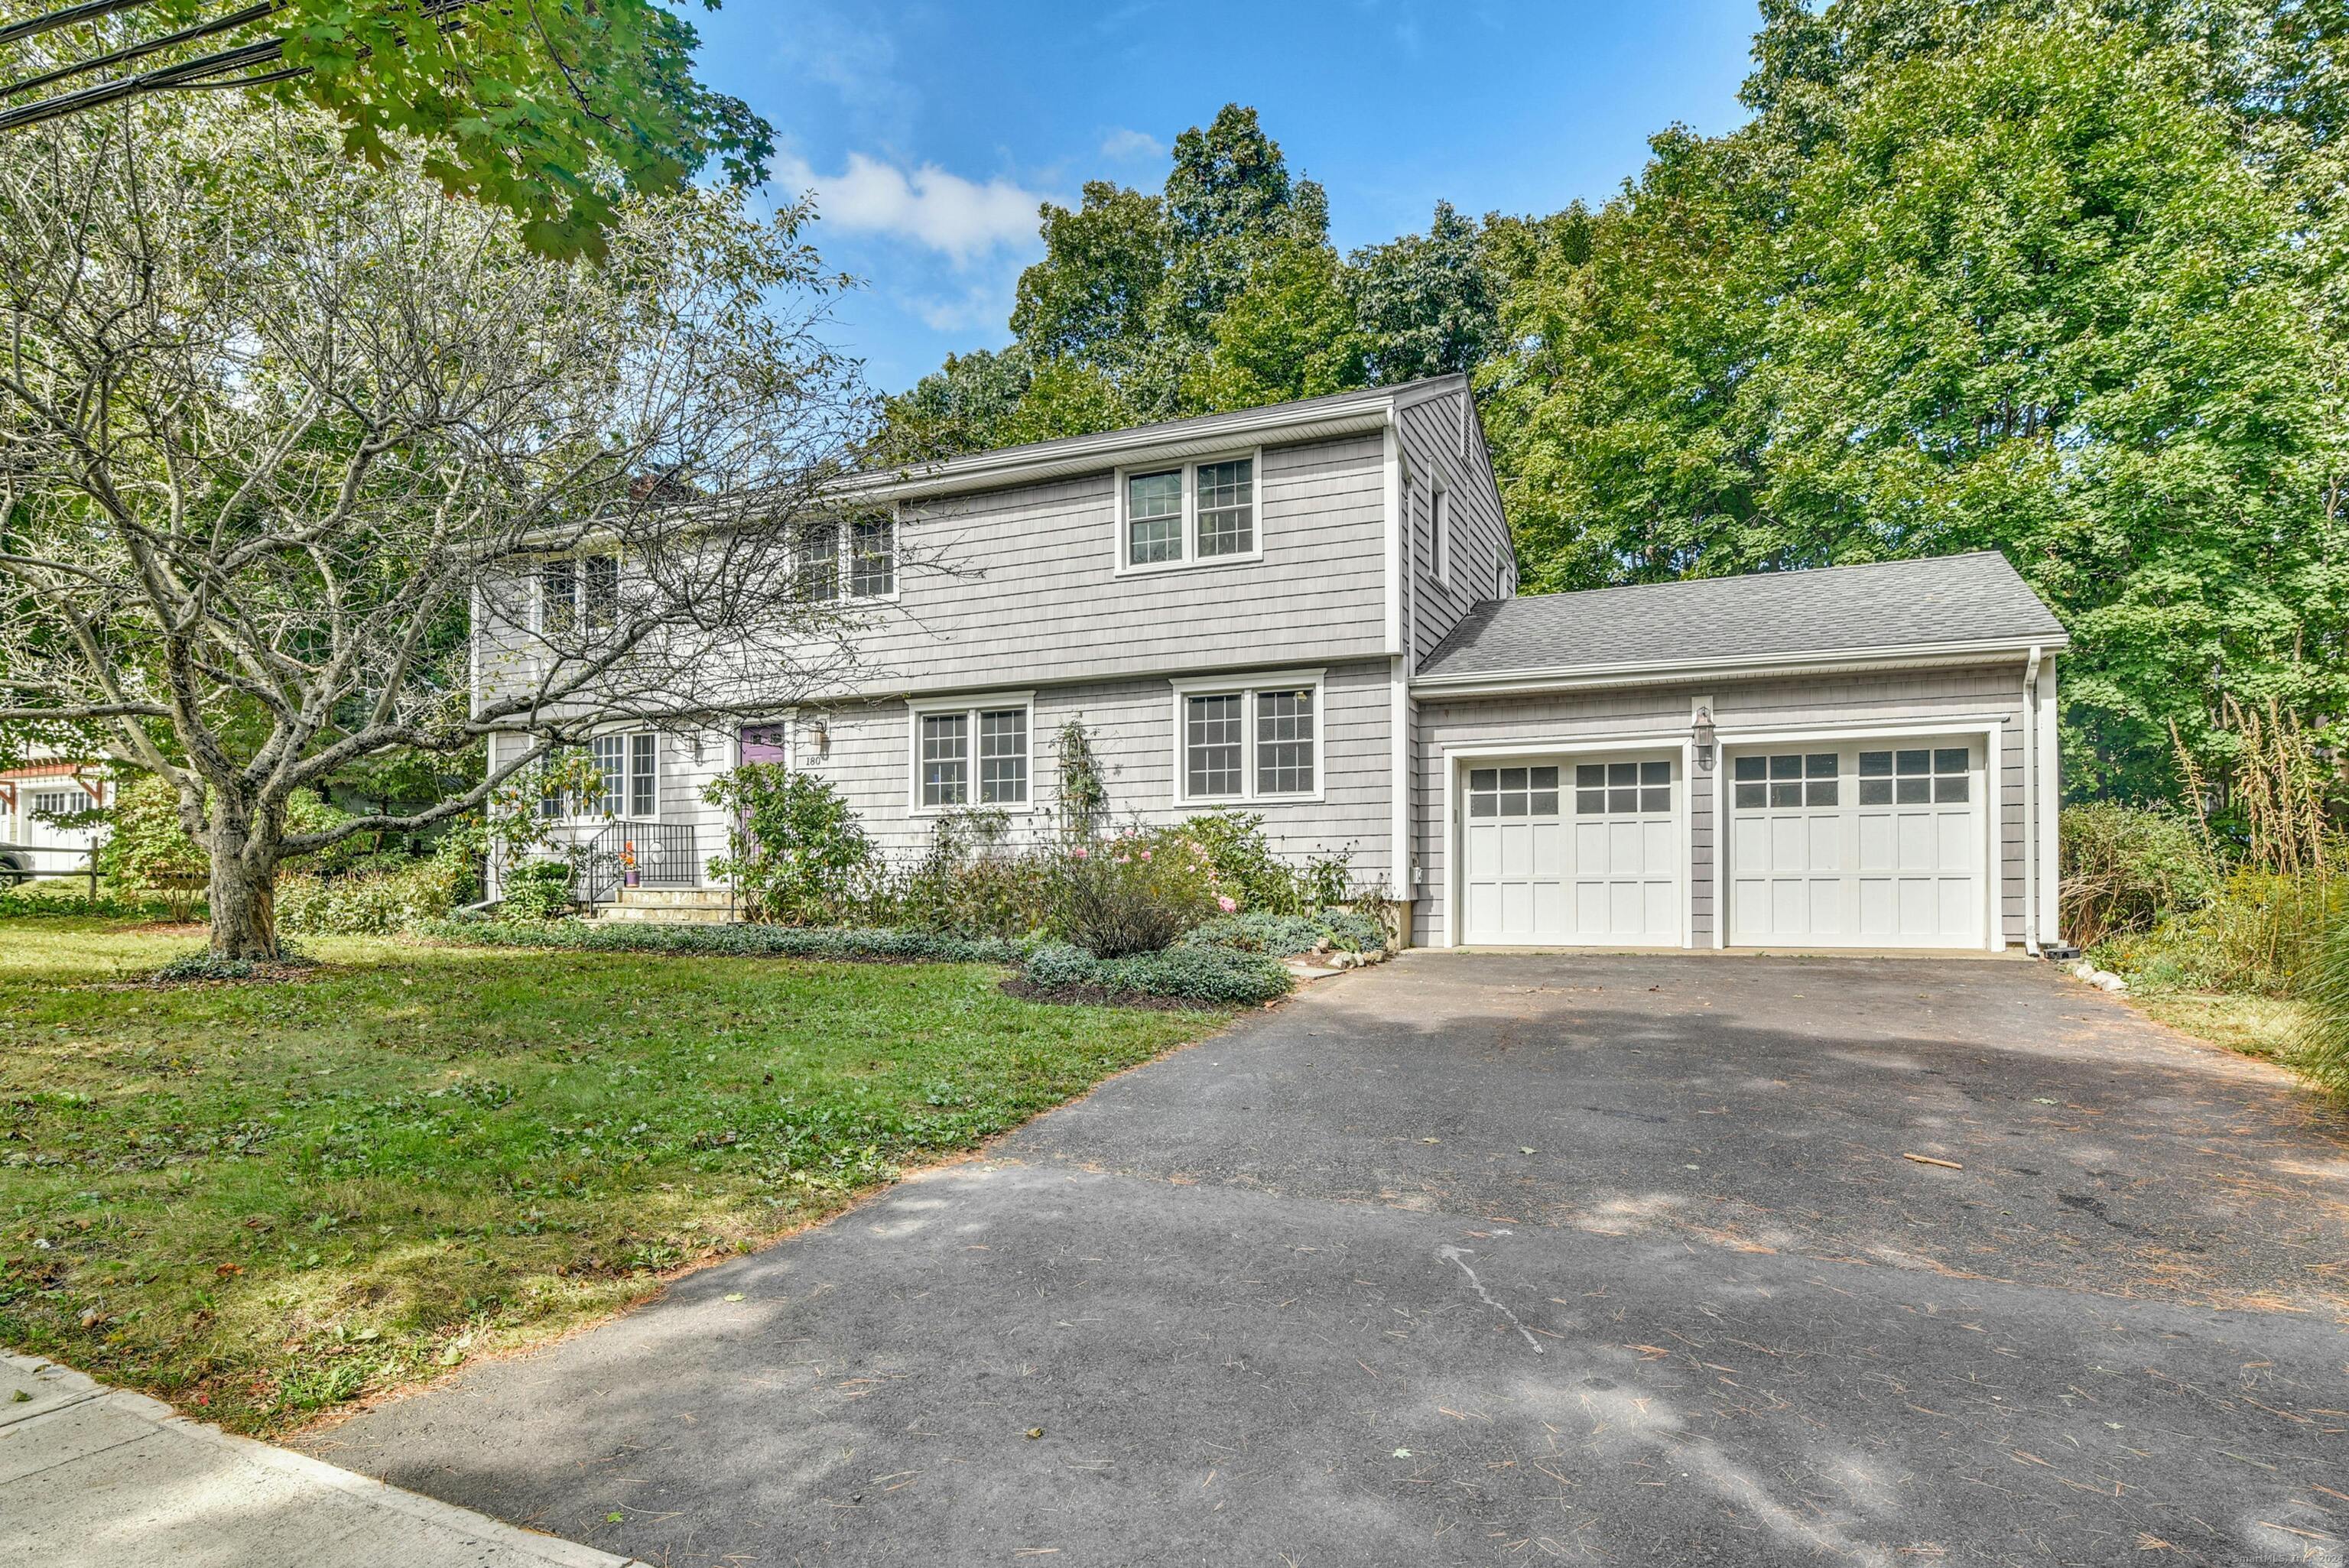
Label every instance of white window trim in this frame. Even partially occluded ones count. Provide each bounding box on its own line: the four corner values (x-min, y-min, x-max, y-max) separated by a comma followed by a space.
550, 730, 660, 823
1112, 446, 1266, 577
1168, 667, 1327, 806
906, 690, 1038, 816
794, 508, 902, 605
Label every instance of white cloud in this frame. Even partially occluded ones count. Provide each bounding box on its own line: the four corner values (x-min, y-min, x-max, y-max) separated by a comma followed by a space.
777, 151, 1046, 265
1099, 127, 1165, 162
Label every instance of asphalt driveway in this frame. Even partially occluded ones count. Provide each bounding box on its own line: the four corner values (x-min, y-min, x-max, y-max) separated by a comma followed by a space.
300, 954, 2349, 1566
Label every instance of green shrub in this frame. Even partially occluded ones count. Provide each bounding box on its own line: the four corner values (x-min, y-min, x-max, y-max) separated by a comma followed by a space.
874, 810, 1055, 938
497, 859, 577, 921
1048, 831, 1223, 956
1022, 941, 1289, 1005
2059, 802, 2220, 949
1178, 810, 1355, 915
276, 849, 476, 936
2094, 870, 2347, 995
1181, 907, 1387, 956
703, 765, 873, 924
418, 918, 1028, 965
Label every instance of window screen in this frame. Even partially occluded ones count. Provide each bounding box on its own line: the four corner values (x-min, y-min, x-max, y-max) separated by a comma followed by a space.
797, 521, 840, 602
1255, 688, 1314, 794
920, 713, 968, 807
541, 558, 576, 631
581, 554, 619, 628
1196, 458, 1254, 557
850, 515, 895, 597
978, 709, 1028, 804
1186, 693, 1243, 797
629, 733, 657, 816
1128, 471, 1183, 565
591, 735, 626, 817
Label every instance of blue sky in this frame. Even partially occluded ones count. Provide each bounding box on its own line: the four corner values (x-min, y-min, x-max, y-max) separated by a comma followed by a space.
687, 2, 1764, 392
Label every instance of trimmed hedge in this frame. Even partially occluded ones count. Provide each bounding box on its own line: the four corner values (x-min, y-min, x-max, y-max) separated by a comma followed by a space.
1025, 941, 1291, 1005
1180, 907, 1387, 957
417, 918, 1028, 965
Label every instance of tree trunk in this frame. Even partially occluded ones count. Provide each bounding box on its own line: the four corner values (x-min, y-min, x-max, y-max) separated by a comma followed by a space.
206, 813, 281, 962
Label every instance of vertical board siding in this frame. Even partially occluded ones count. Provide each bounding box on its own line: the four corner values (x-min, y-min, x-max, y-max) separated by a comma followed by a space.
1412, 664, 2031, 947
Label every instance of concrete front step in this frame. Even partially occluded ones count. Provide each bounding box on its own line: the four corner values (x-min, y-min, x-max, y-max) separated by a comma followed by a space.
591, 903, 733, 924
607, 887, 731, 909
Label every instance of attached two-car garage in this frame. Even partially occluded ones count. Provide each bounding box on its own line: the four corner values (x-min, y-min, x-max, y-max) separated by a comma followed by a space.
1452, 735, 1990, 950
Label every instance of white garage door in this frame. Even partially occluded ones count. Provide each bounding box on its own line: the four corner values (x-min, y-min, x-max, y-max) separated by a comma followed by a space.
1460, 756, 1681, 946
1726, 741, 1985, 947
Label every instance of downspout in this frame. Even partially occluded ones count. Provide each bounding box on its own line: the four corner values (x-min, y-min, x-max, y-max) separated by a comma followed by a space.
2021, 644, 2042, 957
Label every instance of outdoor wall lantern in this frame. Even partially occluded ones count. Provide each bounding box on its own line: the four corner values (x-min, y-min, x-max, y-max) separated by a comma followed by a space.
1691, 706, 1717, 771
805, 715, 830, 758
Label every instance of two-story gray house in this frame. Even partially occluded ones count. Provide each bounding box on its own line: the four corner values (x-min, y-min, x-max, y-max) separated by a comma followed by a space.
482, 375, 2069, 952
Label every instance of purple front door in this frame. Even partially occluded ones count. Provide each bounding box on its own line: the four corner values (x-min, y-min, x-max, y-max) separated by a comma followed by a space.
739, 724, 787, 766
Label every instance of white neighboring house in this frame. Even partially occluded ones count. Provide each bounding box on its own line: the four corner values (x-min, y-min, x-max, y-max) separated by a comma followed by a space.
472, 376, 2069, 951
0, 751, 109, 881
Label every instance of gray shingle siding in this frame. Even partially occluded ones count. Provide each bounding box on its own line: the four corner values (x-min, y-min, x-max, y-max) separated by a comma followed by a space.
1421, 552, 2065, 681
855, 433, 1389, 695
1397, 388, 1514, 672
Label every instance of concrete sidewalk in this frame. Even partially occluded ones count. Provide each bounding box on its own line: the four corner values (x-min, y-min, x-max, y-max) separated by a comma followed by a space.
0, 1352, 635, 1568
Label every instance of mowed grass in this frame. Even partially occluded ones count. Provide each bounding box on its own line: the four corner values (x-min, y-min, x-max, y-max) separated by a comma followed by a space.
0, 917, 1222, 1434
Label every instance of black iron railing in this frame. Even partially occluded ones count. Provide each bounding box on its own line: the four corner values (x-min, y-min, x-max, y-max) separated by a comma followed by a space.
572, 821, 697, 904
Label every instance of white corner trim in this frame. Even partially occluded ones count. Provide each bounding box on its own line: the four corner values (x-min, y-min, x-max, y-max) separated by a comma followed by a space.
1389, 660, 1411, 901
1382, 414, 1404, 657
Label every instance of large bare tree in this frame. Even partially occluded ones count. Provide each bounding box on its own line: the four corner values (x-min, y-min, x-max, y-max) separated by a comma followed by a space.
0, 106, 876, 958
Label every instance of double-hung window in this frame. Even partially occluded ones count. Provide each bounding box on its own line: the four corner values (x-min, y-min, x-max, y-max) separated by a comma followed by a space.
1174, 672, 1321, 803
551, 733, 658, 820
912, 696, 1032, 811
539, 551, 619, 632
1117, 452, 1260, 573
799, 511, 898, 602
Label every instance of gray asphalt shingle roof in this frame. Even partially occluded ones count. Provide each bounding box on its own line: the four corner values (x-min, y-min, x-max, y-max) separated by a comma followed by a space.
1419, 552, 2066, 680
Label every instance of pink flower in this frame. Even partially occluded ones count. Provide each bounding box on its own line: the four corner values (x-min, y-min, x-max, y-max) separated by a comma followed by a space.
1139, 849, 1152, 861
1070, 846, 1088, 860
1217, 895, 1237, 913
1113, 855, 1129, 865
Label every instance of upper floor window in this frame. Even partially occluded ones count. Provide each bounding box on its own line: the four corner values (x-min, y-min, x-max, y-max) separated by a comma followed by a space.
1116, 453, 1259, 573
911, 695, 1032, 811
538, 550, 619, 633
1171, 671, 1321, 803
798, 512, 897, 602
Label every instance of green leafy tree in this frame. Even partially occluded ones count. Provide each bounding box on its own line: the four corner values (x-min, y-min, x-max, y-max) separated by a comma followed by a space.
1184, 238, 1366, 411
0, 0, 769, 257
1345, 200, 1500, 384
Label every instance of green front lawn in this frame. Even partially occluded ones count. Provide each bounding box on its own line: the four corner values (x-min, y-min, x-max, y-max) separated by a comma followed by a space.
0, 917, 1222, 1434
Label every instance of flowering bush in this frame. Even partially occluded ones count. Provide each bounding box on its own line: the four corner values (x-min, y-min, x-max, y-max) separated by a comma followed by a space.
1047, 828, 1225, 956
1178, 810, 1356, 915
